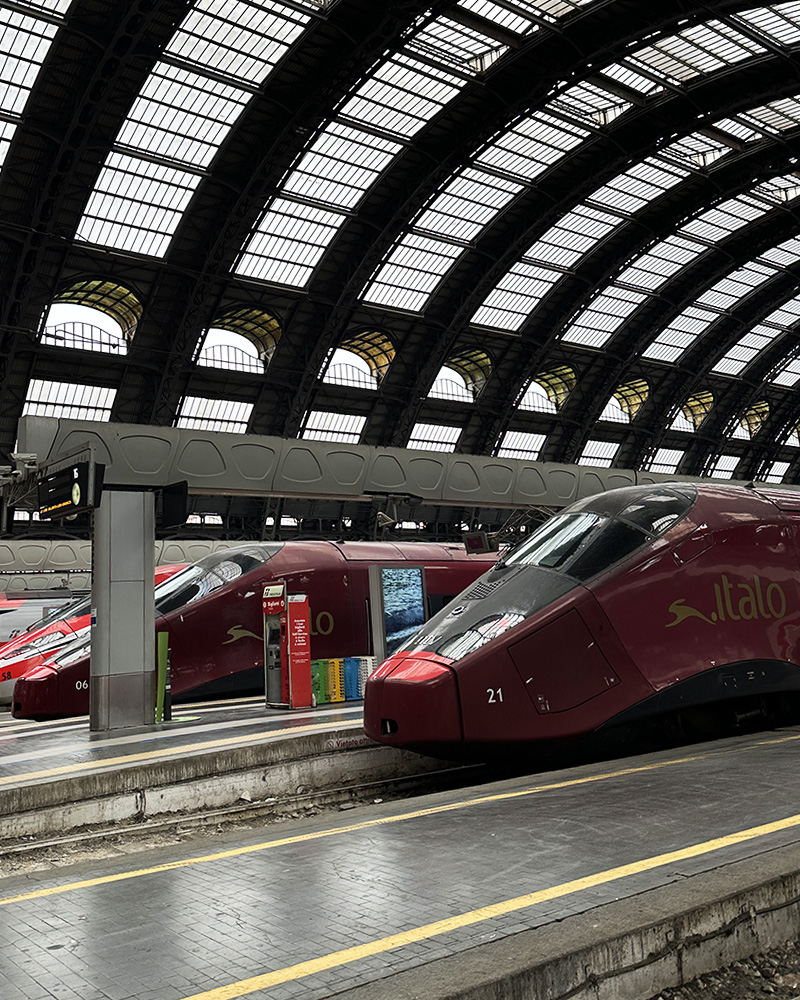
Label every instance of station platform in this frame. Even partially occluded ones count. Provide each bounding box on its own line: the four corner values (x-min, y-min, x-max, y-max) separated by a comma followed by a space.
3, 709, 800, 1000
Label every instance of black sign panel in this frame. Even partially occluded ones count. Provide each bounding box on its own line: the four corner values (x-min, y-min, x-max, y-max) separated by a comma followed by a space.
38, 461, 103, 519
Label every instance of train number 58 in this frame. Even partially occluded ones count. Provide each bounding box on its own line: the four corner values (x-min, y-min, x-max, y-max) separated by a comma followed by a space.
487, 687, 503, 703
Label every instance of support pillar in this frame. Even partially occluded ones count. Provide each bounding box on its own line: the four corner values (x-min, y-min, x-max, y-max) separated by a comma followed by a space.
90, 490, 155, 731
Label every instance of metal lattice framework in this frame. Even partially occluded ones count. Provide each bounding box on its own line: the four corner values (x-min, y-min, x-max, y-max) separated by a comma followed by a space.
4, 0, 800, 536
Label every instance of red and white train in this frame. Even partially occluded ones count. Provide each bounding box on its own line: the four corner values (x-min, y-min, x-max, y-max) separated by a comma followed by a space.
364, 483, 800, 758
12, 539, 497, 718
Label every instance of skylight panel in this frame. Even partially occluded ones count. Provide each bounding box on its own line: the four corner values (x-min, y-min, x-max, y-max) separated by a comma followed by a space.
457, 0, 541, 35
236, 199, 345, 287
643, 306, 717, 362
117, 65, 248, 168
588, 158, 688, 216
0, 7, 60, 118
176, 396, 253, 433
735, 3, 800, 46
552, 81, 633, 127
339, 55, 464, 139
772, 357, 800, 387
282, 123, 401, 210
75, 0, 314, 257
22, 380, 115, 421
416, 12, 510, 69
715, 295, 800, 379
301, 411, 366, 444
470, 262, 559, 331
761, 236, 800, 268
408, 422, 461, 452
662, 133, 732, 169
361, 235, 462, 312
496, 431, 546, 460
647, 448, 685, 474
77, 154, 201, 257
708, 454, 740, 479
696, 261, 776, 309
739, 96, 800, 135
476, 113, 590, 183
564, 187, 789, 348
578, 439, 619, 468
562, 286, 645, 347
413, 168, 523, 241
643, 259, 788, 362
168, 0, 315, 82
713, 325, 778, 375
621, 21, 765, 86
764, 461, 790, 483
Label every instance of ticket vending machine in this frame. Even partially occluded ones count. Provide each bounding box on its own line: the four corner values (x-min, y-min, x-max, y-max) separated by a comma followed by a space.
262, 582, 313, 709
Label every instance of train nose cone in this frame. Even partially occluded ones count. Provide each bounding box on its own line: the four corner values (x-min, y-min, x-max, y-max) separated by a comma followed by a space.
12, 664, 58, 718
364, 653, 461, 746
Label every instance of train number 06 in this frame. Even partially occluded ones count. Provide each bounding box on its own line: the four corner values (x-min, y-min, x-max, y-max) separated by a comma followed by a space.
487, 687, 503, 704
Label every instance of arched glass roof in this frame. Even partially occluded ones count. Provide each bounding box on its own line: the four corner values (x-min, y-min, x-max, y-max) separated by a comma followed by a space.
10, 0, 800, 521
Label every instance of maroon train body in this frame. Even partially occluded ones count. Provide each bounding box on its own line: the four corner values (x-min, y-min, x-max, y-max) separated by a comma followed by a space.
364, 483, 800, 758
12, 540, 497, 719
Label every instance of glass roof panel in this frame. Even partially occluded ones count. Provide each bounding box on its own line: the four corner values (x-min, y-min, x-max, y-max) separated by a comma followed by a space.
715, 296, 800, 376
282, 122, 402, 210
414, 168, 524, 239
117, 64, 248, 169
476, 112, 590, 182
75, 0, 314, 257
0, 3, 68, 178
773, 357, 800, 387
177, 396, 253, 433
496, 430, 546, 460
457, 1, 542, 35
361, 235, 463, 312
408, 422, 461, 452
76, 153, 201, 257
236, 198, 345, 287
562, 183, 792, 347
734, 3, 800, 46
302, 411, 366, 444
238, 8, 510, 288
608, 20, 765, 89
643, 244, 800, 362
22, 379, 116, 421
471, 262, 560, 331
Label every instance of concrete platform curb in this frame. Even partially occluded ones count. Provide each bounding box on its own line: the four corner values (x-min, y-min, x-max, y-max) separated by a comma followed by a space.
333, 843, 800, 1000
0, 728, 448, 842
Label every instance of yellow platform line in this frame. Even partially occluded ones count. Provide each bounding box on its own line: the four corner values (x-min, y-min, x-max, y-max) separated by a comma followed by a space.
177, 810, 800, 1000
0, 719, 353, 786
0, 743, 765, 908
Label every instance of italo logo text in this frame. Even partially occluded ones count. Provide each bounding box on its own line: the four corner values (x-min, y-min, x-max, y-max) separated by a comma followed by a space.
666, 574, 787, 628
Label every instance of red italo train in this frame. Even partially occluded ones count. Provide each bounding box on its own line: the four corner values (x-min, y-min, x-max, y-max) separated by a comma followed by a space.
12, 540, 497, 719
364, 483, 800, 758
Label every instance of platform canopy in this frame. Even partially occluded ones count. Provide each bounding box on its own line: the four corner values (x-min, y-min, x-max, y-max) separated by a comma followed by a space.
3, 0, 800, 537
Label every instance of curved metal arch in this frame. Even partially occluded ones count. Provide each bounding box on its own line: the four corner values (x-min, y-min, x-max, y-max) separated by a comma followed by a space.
459, 126, 800, 462
0, 0, 191, 454
268, 0, 769, 442
622, 264, 800, 475
358, 59, 800, 454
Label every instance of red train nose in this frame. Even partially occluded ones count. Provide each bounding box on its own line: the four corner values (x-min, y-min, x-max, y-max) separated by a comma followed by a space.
364, 653, 462, 745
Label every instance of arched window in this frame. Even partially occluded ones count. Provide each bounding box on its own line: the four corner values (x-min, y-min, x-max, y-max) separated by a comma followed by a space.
197, 307, 280, 373
672, 390, 713, 432
519, 366, 576, 412
41, 280, 140, 354
432, 350, 493, 401
324, 348, 378, 390
323, 330, 395, 389
733, 400, 769, 439
599, 379, 648, 422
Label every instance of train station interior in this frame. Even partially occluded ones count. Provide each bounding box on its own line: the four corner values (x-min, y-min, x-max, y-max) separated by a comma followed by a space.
5, 2, 800, 999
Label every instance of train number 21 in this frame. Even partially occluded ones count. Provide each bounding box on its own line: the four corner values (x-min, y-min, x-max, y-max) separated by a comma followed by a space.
487, 687, 503, 703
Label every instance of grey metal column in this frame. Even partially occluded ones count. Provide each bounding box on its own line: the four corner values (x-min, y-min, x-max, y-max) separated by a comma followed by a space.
91, 490, 155, 731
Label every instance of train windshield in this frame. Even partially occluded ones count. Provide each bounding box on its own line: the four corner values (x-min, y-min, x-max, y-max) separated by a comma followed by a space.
500, 486, 696, 582
155, 544, 284, 615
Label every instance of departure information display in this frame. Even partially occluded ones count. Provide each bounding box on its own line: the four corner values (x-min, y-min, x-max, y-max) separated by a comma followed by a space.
38, 461, 103, 519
